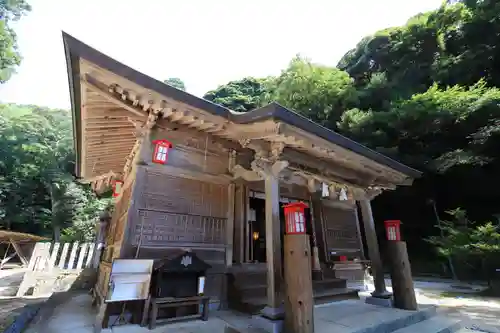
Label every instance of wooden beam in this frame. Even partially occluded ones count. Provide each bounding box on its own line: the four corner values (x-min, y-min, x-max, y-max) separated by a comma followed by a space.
283, 148, 373, 184
86, 140, 137, 147
156, 118, 242, 152
86, 149, 133, 157
81, 76, 148, 118
142, 163, 232, 185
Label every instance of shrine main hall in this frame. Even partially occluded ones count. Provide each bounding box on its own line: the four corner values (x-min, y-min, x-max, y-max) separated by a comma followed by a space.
63, 32, 421, 329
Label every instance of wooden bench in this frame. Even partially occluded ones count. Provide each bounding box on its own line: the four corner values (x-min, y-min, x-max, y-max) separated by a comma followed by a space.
142, 295, 210, 329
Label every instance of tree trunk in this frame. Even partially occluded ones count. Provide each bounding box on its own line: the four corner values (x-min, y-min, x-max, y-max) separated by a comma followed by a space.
53, 225, 61, 242
49, 182, 61, 242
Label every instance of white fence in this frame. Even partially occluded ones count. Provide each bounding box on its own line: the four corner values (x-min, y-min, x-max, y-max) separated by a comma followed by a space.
28, 241, 99, 272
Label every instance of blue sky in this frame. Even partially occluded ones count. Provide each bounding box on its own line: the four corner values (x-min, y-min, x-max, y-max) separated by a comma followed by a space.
0, 0, 442, 110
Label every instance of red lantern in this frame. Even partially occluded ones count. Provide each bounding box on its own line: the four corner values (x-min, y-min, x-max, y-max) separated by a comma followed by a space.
283, 202, 309, 235
112, 180, 124, 197
384, 220, 401, 241
152, 139, 172, 165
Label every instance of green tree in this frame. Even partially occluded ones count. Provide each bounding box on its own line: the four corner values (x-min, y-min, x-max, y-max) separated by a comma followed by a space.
0, 0, 31, 83
0, 104, 108, 241
164, 77, 186, 91
338, 81, 500, 172
204, 77, 268, 112
267, 56, 358, 128
428, 208, 500, 284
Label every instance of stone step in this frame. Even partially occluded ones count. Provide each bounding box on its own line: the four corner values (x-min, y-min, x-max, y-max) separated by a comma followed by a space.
313, 278, 347, 290
391, 315, 462, 333
236, 278, 347, 300
231, 269, 342, 287
231, 272, 267, 287
238, 285, 268, 299
313, 288, 360, 305
225, 325, 268, 333
239, 288, 360, 314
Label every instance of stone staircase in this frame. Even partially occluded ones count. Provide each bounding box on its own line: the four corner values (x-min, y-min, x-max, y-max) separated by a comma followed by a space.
227, 267, 359, 314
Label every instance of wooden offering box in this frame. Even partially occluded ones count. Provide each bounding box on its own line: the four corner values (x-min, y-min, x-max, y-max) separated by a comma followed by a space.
143, 251, 211, 329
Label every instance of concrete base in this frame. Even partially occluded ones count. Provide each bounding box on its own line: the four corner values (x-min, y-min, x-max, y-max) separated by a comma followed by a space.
251, 315, 284, 333
365, 296, 394, 307
260, 305, 284, 320
371, 290, 393, 298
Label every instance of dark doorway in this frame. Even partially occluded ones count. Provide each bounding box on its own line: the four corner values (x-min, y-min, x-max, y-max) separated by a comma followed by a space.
248, 197, 312, 263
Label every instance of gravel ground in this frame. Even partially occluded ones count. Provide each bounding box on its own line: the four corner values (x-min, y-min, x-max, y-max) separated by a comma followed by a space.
357, 280, 500, 333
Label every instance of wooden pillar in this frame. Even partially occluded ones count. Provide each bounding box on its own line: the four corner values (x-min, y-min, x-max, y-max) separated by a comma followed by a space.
307, 180, 323, 280
234, 184, 247, 264
311, 192, 328, 263
387, 241, 417, 310
226, 183, 236, 267
261, 171, 284, 319
284, 235, 314, 333
245, 188, 251, 263
353, 207, 365, 260
358, 199, 391, 298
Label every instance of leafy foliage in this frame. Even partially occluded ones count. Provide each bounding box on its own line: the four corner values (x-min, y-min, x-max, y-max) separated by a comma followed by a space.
164, 77, 186, 91
338, 81, 500, 171
427, 208, 500, 282
266, 56, 358, 128
201, 0, 500, 277
0, 0, 30, 83
204, 77, 268, 112
0, 104, 110, 241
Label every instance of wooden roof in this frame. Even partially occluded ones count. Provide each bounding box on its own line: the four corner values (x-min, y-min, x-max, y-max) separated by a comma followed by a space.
63, 32, 421, 189
0, 230, 48, 244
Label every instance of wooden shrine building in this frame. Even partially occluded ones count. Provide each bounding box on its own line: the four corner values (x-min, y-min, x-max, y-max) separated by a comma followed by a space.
63, 32, 421, 327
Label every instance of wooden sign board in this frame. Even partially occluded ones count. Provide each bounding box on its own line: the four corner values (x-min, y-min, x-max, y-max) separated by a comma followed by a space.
106, 259, 154, 303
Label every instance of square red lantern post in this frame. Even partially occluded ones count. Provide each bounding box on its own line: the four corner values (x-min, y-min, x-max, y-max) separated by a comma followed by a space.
152, 139, 172, 165
282, 201, 314, 332
283, 202, 309, 235
112, 179, 124, 197
384, 220, 401, 241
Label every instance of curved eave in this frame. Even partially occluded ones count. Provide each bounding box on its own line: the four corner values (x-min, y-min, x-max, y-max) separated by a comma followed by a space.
232, 103, 422, 179
63, 33, 83, 178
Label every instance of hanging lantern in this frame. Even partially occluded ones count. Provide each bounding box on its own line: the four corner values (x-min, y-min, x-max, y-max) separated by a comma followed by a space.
384, 220, 402, 241
283, 202, 309, 235
112, 179, 124, 197
152, 139, 172, 165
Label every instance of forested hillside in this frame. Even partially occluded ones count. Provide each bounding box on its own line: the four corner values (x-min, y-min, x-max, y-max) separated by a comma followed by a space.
0, 104, 111, 241
203, 0, 500, 277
